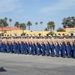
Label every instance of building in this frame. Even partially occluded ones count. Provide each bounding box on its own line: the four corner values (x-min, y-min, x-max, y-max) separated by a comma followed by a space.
54, 28, 75, 36
0, 26, 75, 37
0, 26, 49, 36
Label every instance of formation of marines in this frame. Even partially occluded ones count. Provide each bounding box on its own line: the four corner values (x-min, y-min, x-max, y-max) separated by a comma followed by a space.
0, 40, 75, 58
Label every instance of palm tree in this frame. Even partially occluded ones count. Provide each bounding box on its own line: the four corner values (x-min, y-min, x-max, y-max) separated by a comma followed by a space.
0, 19, 3, 26
40, 21, 43, 31
4, 17, 7, 22
20, 23, 26, 35
3, 21, 8, 27
20, 23, 26, 30
14, 22, 20, 28
44, 28, 48, 31
0, 19, 4, 36
27, 21, 32, 30
35, 22, 38, 31
0, 18, 8, 27
9, 18, 12, 27
0, 17, 8, 27
47, 21, 55, 32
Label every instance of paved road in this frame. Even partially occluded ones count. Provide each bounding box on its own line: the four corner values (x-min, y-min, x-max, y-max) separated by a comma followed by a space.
0, 53, 75, 75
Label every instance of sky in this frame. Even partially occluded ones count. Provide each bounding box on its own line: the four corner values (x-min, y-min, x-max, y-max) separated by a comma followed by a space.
0, 0, 75, 31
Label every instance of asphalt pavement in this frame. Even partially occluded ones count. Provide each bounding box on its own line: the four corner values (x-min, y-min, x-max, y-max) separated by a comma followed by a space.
0, 53, 75, 75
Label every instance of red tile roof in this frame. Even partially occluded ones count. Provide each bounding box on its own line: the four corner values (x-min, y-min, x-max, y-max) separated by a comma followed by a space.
0, 26, 20, 31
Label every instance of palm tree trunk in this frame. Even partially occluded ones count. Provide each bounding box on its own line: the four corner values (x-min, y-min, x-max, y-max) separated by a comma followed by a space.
22, 29, 24, 36
2, 26, 3, 36
28, 26, 30, 30
41, 25, 42, 31
10, 22, 11, 27
29, 26, 30, 30
23, 29, 24, 33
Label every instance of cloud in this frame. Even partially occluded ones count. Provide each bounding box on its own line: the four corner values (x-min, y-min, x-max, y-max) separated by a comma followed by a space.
40, 0, 75, 14
0, 0, 22, 13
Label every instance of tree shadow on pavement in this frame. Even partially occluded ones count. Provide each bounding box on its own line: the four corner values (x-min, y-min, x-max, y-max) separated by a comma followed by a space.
0, 67, 7, 72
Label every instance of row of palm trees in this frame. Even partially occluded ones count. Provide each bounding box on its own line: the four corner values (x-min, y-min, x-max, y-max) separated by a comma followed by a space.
35, 21, 43, 31
0, 17, 55, 32
0, 17, 12, 27
14, 21, 43, 31
14, 21, 55, 32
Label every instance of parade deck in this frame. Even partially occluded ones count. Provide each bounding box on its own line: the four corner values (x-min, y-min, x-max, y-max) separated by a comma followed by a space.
0, 53, 75, 75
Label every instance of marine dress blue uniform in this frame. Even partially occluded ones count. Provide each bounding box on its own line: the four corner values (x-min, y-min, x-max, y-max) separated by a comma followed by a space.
35, 43, 41, 55
45, 43, 50, 56
50, 43, 55, 57
28, 43, 32, 55
20, 42, 25, 54
0, 42, 1, 52
1, 42, 6, 53
66, 43, 71, 58
73, 43, 75, 58
27, 43, 31, 54
23, 43, 28, 54
60, 42, 66, 58
41, 43, 45, 56
55, 43, 60, 57
17, 42, 21, 54
6, 42, 10, 53
70, 43, 75, 58
9, 42, 13, 53
31, 44, 36, 55
12, 42, 17, 53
